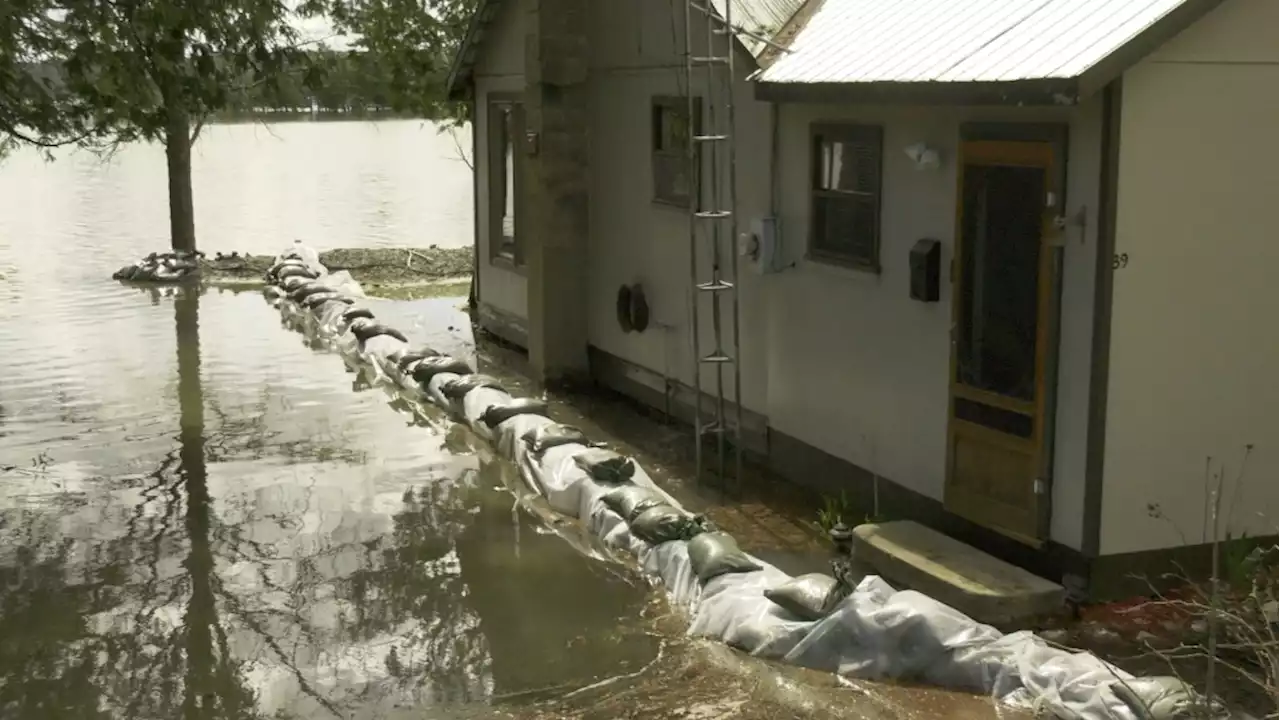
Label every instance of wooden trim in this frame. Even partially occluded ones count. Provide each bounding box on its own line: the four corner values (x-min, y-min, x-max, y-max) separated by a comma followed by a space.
1083, 81, 1123, 558
953, 418, 1035, 453
962, 140, 1055, 168
948, 422, 1044, 549
945, 137, 1058, 545
951, 385, 1036, 416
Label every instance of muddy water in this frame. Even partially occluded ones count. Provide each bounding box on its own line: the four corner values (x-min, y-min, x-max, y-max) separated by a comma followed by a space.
0, 125, 660, 719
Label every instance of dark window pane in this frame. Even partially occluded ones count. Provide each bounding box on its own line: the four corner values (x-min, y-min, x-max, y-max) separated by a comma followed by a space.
955, 164, 1044, 400
490, 101, 520, 261
501, 107, 516, 247
653, 99, 697, 205
654, 154, 691, 203
817, 137, 878, 194
813, 195, 877, 265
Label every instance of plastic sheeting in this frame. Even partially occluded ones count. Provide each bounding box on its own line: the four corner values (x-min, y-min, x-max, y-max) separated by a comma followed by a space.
262, 245, 1215, 720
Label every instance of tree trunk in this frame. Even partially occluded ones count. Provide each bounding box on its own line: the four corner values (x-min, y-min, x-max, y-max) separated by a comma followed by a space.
165, 106, 197, 253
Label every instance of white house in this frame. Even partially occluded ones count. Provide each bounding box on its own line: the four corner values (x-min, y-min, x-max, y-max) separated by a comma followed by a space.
445, 0, 1277, 599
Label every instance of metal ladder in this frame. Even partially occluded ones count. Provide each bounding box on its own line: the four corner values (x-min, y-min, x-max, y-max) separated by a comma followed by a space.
684, 0, 742, 494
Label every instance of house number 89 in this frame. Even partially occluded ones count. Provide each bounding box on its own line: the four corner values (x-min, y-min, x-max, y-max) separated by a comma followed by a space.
1112, 253, 1130, 270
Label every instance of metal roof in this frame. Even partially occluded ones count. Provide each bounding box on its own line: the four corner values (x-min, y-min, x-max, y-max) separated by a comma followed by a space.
757, 0, 1207, 85
446, 0, 807, 99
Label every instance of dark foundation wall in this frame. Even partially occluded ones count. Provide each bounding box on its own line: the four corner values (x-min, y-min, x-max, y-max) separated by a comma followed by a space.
582, 344, 1274, 604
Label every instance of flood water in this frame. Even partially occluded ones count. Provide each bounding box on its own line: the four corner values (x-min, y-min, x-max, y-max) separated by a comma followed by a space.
0, 122, 660, 719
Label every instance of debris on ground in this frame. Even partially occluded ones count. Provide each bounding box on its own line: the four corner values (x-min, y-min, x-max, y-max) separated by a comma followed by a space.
201, 246, 472, 298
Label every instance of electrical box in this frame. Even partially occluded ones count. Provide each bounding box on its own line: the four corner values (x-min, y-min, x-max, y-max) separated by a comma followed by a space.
909, 238, 941, 302
754, 217, 783, 274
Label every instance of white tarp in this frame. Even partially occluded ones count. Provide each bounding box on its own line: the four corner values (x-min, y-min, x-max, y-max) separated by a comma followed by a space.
261, 245, 1214, 720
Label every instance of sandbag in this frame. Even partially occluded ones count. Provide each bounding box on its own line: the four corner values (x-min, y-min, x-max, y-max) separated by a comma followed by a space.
342, 307, 375, 323
602, 485, 666, 522
522, 423, 590, 455
480, 398, 549, 428
1111, 677, 1203, 720
281, 276, 311, 292
412, 356, 473, 384
299, 291, 344, 309
275, 264, 316, 281
289, 283, 335, 302
440, 373, 504, 400
764, 573, 844, 621
392, 347, 440, 371
572, 448, 635, 484
349, 320, 408, 344
629, 505, 711, 544
688, 532, 762, 583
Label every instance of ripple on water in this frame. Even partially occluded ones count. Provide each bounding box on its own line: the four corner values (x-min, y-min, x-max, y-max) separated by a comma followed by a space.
0, 123, 657, 719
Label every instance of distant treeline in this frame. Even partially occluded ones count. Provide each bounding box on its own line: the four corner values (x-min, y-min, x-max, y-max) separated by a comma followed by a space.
217, 50, 451, 119
21, 48, 461, 123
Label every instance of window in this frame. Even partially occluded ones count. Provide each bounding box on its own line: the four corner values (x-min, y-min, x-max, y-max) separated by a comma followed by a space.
652, 96, 701, 207
810, 124, 883, 271
488, 97, 523, 266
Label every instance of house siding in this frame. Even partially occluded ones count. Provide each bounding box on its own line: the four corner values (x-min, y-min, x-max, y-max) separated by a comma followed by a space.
770, 101, 1104, 551
585, 1, 773, 416
1101, 0, 1278, 555
473, 0, 528, 333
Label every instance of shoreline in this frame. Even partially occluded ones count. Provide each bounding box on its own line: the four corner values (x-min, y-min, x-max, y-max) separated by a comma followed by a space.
201, 246, 472, 300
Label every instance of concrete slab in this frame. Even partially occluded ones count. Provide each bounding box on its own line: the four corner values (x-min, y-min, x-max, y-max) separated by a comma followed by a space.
852, 520, 1065, 626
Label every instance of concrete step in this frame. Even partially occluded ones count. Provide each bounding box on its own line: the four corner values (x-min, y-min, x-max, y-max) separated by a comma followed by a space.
851, 520, 1065, 627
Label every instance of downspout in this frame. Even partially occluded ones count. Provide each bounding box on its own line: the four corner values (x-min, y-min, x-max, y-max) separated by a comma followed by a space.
769, 101, 779, 218
468, 91, 481, 312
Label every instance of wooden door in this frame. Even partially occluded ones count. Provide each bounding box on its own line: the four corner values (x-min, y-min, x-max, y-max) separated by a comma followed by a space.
944, 140, 1056, 546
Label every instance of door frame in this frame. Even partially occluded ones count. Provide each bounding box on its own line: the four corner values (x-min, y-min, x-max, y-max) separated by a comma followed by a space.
944, 124, 1068, 547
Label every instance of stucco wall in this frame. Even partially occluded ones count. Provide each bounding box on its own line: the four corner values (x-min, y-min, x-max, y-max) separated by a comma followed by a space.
473, 0, 528, 326
1101, 0, 1278, 555
584, 2, 772, 414
769, 102, 1104, 550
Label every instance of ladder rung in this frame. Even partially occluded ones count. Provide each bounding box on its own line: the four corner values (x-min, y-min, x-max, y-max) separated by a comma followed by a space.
699, 422, 726, 436
701, 352, 735, 364
696, 280, 734, 292
693, 134, 728, 142
694, 210, 731, 219
691, 56, 730, 65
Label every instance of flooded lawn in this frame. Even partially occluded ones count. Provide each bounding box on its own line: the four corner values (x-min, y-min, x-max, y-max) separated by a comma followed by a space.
0, 122, 669, 719
0, 279, 658, 719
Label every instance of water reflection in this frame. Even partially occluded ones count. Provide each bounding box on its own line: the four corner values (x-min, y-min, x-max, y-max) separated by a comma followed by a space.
0, 287, 659, 719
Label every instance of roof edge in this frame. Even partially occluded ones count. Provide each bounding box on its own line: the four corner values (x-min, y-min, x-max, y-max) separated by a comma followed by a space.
753, 78, 1081, 106
446, 0, 800, 101
1076, 0, 1228, 97
757, 0, 1228, 100
444, 0, 501, 101
756, 0, 825, 70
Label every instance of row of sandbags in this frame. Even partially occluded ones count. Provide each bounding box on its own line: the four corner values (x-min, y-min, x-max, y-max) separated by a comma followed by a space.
113, 249, 204, 283
260, 243, 1217, 720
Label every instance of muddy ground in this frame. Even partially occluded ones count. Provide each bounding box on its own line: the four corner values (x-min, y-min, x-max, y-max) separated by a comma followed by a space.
201, 246, 472, 299
425, 592, 1019, 720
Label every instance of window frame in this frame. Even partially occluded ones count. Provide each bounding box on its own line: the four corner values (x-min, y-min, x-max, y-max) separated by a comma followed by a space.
651, 95, 702, 209
807, 123, 885, 273
487, 93, 525, 270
